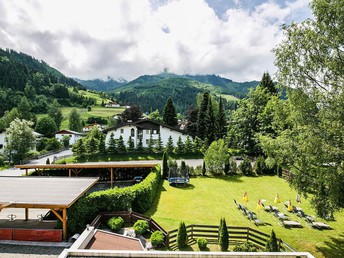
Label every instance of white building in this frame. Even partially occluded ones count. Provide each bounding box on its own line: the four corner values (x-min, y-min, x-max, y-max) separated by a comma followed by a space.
103, 119, 189, 148
105, 102, 120, 108
55, 130, 85, 146
83, 123, 103, 132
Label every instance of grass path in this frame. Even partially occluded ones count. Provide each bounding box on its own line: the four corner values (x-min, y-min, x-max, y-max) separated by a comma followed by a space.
145, 175, 344, 257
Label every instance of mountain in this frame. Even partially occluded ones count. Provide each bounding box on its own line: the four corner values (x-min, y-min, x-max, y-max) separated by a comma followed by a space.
0, 48, 93, 116
75, 77, 127, 92
110, 73, 259, 113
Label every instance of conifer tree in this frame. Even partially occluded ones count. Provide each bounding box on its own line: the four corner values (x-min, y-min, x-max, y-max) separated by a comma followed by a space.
197, 92, 209, 140
69, 108, 82, 132
163, 97, 178, 127
265, 230, 279, 252
177, 221, 187, 249
117, 135, 127, 153
162, 151, 168, 179
260, 72, 277, 95
165, 135, 174, 154
137, 134, 143, 152
147, 134, 154, 153
175, 136, 185, 154
184, 136, 193, 153
107, 132, 117, 154
216, 97, 227, 139
205, 96, 216, 143
87, 136, 98, 154
127, 136, 135, 152
219, 218, 229, 251
155, 133, 163, 152
98, 133, 106, 154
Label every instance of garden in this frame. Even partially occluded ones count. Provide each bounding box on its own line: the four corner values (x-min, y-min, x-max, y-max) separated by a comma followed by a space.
145, 175, 344, 258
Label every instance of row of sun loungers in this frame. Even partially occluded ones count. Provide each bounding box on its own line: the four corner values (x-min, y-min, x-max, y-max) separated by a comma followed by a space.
234, 199, 265, 226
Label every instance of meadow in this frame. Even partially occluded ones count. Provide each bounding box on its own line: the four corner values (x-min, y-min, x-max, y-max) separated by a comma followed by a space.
145, 175, 344, 258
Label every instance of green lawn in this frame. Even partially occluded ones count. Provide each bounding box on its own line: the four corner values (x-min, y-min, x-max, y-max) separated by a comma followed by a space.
145, 176, 344, 257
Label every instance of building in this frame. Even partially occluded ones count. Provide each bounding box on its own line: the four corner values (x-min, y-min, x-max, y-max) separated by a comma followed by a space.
82, 123, 103, 132
105, 101, 120, 108
103, 119, 189, 148
0, 130, 42, 155
54, 130, 85, 146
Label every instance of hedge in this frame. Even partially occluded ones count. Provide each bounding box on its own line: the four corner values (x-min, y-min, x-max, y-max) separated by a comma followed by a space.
67, 165, 161, 235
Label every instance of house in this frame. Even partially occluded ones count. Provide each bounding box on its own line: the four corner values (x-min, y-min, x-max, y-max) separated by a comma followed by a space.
0, 130, 5, 154
0, 130, 43, 155
83, 123, 103, 132
54, 130, 85, 146
103, 119, 189, 148
105, 101, 120, 108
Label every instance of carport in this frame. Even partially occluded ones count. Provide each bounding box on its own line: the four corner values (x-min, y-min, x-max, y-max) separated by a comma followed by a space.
0, 176, 98, 240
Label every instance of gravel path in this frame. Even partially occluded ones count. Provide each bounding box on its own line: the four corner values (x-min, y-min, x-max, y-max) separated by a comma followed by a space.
0, 244, 65, 258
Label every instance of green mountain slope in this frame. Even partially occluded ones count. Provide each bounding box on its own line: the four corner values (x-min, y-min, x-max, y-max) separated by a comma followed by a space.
75, 78, 127, 92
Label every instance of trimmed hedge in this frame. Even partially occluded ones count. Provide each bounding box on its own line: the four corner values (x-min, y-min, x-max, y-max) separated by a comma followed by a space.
197, 237, 208, 250
107, 216, 124, 232
67, 165, 161, 235
150, 230, 164, 247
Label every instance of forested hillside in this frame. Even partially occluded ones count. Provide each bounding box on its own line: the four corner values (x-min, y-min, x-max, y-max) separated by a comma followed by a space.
0, 48, 94, 116
75, 77, 127, 92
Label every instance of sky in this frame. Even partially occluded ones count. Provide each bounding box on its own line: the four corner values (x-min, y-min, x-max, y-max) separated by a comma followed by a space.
0, 0, 312, 82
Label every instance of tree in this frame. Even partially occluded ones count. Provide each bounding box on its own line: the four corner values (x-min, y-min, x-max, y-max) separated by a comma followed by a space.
48, 100, 63, 129
127, 136, 135, 152
265, 230, 279, 252
177, 221, 187, 249
175, 136, 184, 154
162, 151, 168, 179
137, 134, 143, 152
260, 72, 277, 95
204, 139, 229, 175
69, 108, 82, 132
147, 134, 154, 153
155, 133, 163, 152
197, 92, 209, 140
185, 106, 198, 137
216, 97, 227, 139
262, 0, 344, 218
162, 97, 178, 127
219, 218, 229, 251
165, 135, 174, 154
239, 157, 254, 176
86, 137, 99, 155
119, 105, 142, 123
205, 96, 216, 144
98, 134, 106, 154
107, 133, 117, 154
17, 96, 33, 121
72, 138, 86, 158
117, 135, 126, 153
35, 116, 57, 137
147, 109, 162, 122
184, 136, 193, 153
5, 118, 35, 163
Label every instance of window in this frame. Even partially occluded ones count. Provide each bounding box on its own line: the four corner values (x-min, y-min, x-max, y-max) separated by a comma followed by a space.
121, 129, 124, 134
131, 128, 135, 137
146, 129, 150, 134
0, 144, 3, 149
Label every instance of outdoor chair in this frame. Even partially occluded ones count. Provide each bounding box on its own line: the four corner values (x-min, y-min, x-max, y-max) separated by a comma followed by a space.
307, 221, 331, 230
275, 211, 289, 221
248, 211, 265, 226
279, 219, 302, 228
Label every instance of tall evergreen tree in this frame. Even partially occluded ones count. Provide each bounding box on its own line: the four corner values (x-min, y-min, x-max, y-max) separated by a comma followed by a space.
175, 136, 185, 154
260, 72, 277, 95
98, 133, 106, 154
219, 218, 229, 251
117, 135, 127, 153
205, 96, 216, 143
197, 92, 209, 140
185, 106, 198, 137
265, 230, 279, 252
137, 134, 143, 152
216, 97, 227, 139
177, 221, 187, 249
165, 135, 174, 154
155, 133, 163, 152
107, 132, 117, 154
69, 108, 82, 132
48, 100, 63, 129
163, 97, 178, 127
162, 151, 168, 179
127, 136, 135, 152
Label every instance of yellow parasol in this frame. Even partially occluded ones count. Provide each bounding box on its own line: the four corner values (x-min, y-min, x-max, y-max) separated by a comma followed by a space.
257, 199, 263, 211
242, 192, 249, 203
274, 193, 281, 204
287, 199, 293, 212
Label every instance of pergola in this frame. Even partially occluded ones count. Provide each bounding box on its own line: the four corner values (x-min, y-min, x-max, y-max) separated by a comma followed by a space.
15, 163, 158, 188
0, 176, 98, 240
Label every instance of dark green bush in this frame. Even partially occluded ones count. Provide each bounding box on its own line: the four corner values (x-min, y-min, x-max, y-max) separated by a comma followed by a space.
67, 165, 161, 235
254, 156, 266, 175
107, 216, 124, 232
233, 242, 258, 252
133, 220, 149, 235
219, 218, 229, 251
197, 237, 208, 250
239, 157, 255, 176
265, 230, 279, 252
177, 221, 187, 249
150, 230, 164, 247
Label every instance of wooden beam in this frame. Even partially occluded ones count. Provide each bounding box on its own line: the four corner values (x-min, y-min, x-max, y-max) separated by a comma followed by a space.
50, 209, 63, 222
0, 202, 13, 211
62, 209, 67, 240
25, 208, 29, 221
110, 168, 113, 188
69, 168, 71, 177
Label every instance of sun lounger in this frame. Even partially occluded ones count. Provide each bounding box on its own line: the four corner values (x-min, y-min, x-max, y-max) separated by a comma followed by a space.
263, 204, 279, 212
279, 219, 302, 228
275, 211, 289, 220
308, 221, 331, 230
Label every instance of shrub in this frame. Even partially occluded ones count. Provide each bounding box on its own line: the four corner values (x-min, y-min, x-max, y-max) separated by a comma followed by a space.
197, 237, 208, 250
265, 230, 279, 252
229, 157, 237, 175
133, 220, 149, 235
219, 218, 229, 251
239, 157, 254, 176
107, 216, 124, 232
202, 161, 206, 176
162, 151, 168, 179
254, 156, 266, 175
233, 242, 258, 252
150, 230, 164, 247
177, 221, 187, 249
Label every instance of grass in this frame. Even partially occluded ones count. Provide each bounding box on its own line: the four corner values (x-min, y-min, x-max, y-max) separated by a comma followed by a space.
145, 175, 344, 258
221, 94, 238, 101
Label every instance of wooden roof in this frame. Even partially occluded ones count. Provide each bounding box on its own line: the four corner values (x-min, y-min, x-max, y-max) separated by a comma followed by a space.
0, 177, 98, 209
16, 163, 158, 170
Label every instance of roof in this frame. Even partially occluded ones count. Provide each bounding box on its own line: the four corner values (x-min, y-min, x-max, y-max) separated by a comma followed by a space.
15, 163, 158, 170
86, 230, 144, 251
103, 118, 187, 134
54, 129, 85, 136
0, 177, 98, 209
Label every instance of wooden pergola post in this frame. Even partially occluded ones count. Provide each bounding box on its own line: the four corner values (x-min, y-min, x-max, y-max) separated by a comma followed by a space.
50, 209, 68, 240
25, 208, 29, 221
110, 168, 113, 188
69, 168, 71, 177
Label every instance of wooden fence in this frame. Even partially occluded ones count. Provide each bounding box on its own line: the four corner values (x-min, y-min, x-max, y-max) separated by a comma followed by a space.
167, 224, 296, 252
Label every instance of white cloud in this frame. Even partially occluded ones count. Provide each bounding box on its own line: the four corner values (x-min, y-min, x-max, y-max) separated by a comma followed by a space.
0, 0, 311, 82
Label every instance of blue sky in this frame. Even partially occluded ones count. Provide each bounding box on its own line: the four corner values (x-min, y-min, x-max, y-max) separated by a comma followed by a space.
0, 0, 312, 82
